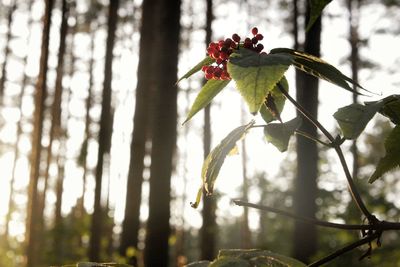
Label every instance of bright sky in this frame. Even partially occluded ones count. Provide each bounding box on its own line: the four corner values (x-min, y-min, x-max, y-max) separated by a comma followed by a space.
0, 0, 399, 243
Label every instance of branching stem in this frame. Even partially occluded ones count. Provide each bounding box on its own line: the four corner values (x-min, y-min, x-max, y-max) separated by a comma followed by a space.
276, 83, 373, 221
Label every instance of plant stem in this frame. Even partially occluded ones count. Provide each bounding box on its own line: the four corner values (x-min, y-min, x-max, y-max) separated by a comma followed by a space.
276, 83, 373, 221
295, 130, 331, 147
308, 231, 381, 267
233, 200, 369, 230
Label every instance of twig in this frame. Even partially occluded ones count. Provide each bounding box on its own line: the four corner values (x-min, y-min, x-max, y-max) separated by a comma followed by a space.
233, 200, 369, 230
295, 130, 331, 147
276, 83, 373, 221
308, 230, 382, 267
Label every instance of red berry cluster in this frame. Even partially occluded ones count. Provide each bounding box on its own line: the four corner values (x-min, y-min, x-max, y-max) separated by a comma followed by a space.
202, 27, 265, 80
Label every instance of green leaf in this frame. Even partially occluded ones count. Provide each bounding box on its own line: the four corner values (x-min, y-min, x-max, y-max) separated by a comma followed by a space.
75, 263, 132, 267
270, 48, 366, 94
228, 50, 292, 114
183, 79, 231, 124
366, 95, 400, 125
333, 102, 383, 140
369, 125, 400, 183
202, 121, 255, 195
259, 76, 289, 123
218, 249, 306, 267
176, 56, 214, 84
186, 261, 211, 267
209, 257, 250, 267
264, 117, 302, 152
306, 0, 332, 31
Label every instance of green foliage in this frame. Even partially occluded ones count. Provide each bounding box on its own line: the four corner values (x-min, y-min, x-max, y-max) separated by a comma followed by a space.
176, 56, 214, 84
333, 102, 383, 139
228, 49, 291, 114
188, 249, 306, 267
270, 48, 363, 94
264, 117, 302, 152
369, 94, 400, 125
369, 125, 400, 183
183, 79, 230, 124
306, 0, 332, 31
191, 121, 255, 208
259, 76, 288, 123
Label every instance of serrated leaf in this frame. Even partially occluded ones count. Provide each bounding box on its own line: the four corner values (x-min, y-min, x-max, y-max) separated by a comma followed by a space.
264, 117, 302, 152
183, 79, 230, 124
306, 0, 332, 31
176, 56, 214, 84
369, 125, 400, 183
270, 48, 366, 94
228, 50, 291, 114
333, 102, 383, 140
260, 76, 289, 123
202, 121, 255, 194
218, 249, 306, 267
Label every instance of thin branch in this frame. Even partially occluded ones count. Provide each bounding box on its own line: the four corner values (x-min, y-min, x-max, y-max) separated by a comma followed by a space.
308, 231, 382, 267
233, 200, 369, 230
295, 130, 331, 147
276, 83, 373, 221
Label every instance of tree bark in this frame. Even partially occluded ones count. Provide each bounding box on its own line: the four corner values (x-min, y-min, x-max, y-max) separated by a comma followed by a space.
143, 0, 181, 265
88, 0, 119, 261
119, 0, 158, 264
25, 0, 55, 266
0, 0, 17, 101
292, 1, 321, 263
38, 0, 69, 241
348, 0, 360, 179
79, 27, 95, 215
3, 0, 32, 242
200, 0, 217, 261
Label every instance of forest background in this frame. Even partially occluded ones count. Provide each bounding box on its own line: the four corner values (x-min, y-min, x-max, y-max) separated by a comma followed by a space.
0, 0, 399, 266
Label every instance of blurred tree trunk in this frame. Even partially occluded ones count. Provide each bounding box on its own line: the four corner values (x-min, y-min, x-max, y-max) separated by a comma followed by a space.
38, 0, 69, 240
3, 0, 33, 242
292, 1, 321, 263
200, 0, 217, 261
78, 27, 95, 215
119, 0, 158, 264
88, 0, 119, 261
240, 131, 252, 249
348, 0, 360, 178
25, 0, 55, 266
143, 0, 181, 265
0, 0, 16, 101
53, 15, 77, 255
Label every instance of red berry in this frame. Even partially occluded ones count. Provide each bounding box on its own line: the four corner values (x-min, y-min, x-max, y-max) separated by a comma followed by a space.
212, 51, 220, 59
218, 40, 225, 48
209, 42, 218, 48
221, 71, 230, 80
205, 66, 214, 74
214, 68, 222, 78
256, 43, 264, 52
216, 58, 223, 65
232, 33, 241, 42
252, 37, 258, 44
256, 33, 263, 40
251, 27, 258, 35
205, 73, 213, 80
224, 38, 232, 47
201, 66, 208, 72
230, 42, 237, 49
244, 42, 252, 49
219, 52, 228, 60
